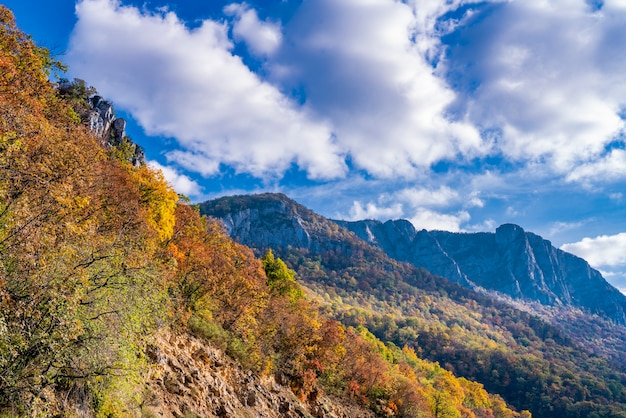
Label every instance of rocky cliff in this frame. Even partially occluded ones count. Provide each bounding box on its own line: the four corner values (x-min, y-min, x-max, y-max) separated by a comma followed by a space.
88, 95, 145, 167
337, 219, 626, 324
201, 193, 358, 257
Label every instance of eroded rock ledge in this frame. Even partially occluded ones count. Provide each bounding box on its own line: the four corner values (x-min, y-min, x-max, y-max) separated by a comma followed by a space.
143, 330, 374, 418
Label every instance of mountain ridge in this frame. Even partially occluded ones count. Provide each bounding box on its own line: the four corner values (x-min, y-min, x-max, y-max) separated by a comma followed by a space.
203, 191, 626, 324
336, 218, 626, 324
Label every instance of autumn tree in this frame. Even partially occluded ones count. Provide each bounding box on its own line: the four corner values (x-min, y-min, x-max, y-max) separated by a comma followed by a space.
166, 204, 268, 333
56, 78, 97, 122
0, 7, 168, 412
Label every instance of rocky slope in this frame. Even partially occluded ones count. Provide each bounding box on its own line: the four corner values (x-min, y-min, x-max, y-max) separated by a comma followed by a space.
142, 330, 374, 418
336, 219, 626, 324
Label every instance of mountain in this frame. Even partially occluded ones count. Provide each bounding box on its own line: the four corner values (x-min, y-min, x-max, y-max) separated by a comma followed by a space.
4, 4, 625, 415
335, 219, 626, 325
201, 192, 626, 418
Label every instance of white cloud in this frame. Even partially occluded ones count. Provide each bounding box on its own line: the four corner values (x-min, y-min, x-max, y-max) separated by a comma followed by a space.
447, 1, 626, 179
505, 206, 521, 217
464, 218, 496, 232
561, 232, 626, 267
348, 201, 404, 221
224, 3, 282, 57
406, 0, 491, 57
69, 0, 346, 181
566, 149, 626, 184
148, 160, 204, 199
409, 208, 470, 232
467, 194, 484, 208
397, 186, 459, 207
549, 221, 585, 237
271, 0, 485, 178
348, 195, 471, 232
66, 0, 626, 232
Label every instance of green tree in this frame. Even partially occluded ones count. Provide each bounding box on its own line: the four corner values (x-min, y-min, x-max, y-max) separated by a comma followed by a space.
262, 249, 304, 303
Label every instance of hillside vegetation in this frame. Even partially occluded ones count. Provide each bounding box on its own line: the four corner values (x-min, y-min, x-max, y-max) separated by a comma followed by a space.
0, 6, 523, 417
201, 192, 626, 418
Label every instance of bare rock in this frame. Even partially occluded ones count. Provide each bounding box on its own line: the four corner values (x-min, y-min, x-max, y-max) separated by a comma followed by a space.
145, 329, 374, 418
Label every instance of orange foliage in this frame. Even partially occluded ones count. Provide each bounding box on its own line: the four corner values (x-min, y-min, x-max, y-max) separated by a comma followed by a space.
166, 204, 267, 331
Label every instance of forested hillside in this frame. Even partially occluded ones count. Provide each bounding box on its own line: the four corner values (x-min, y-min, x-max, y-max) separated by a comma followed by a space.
336, 219, 626, 325
0, 6, 523, 417
202, 192, 626, 418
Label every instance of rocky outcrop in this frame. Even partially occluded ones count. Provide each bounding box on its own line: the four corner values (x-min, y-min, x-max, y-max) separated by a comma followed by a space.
88, 95, 145, 167
219, 205, 312, 251
339, 219, 626, 325
143, 330, 374, 418
89, 95, 122, 140
201, 193, 358, 257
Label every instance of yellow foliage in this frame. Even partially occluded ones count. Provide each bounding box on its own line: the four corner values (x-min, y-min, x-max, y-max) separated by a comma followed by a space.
126, 165, 178, 241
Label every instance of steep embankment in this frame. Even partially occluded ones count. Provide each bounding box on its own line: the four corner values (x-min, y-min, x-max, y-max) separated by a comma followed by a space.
143, 330, 374, 418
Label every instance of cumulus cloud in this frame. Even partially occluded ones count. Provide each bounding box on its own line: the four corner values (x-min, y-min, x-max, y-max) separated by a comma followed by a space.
68, 0, 346, 181
270, 0, 485, 178
467, 193, 485, 208
561, 232, 626, 267
68, 0, 626, 187
65, 0, 626, 248
224, 3, 282, 57
409, 208, 470, 232
348, 201, 404, 221
346, 183, 481, 232
347, 197, 470, 232
148, 160, 204, 199
566, 149, 626, 184
446, 0, 626, 179
397, 186, 459, 208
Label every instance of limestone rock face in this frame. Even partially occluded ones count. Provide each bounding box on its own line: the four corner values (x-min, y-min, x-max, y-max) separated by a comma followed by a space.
88, 95, 117, 139
219, 203, 311, 252
110, 117, 127, 146
201, 193, 352, 257
336, 219, 471, 286
87, 95, 145, 167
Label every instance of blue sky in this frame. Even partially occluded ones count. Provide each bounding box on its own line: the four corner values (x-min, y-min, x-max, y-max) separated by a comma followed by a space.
5, 0, 626, 291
